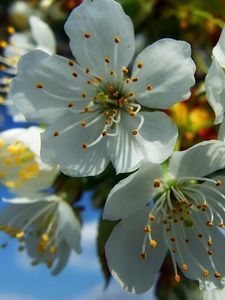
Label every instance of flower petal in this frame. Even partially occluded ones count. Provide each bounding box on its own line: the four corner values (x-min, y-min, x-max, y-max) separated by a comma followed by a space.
29, 16, 56, 54
58, 201, 81, 253
169, 141, 225, 178
103, 162, 162, 220
131, 39, 196, 109
41, 111, 110, 176
64, 0, 135, 76
213, 26, 225, 68
205, 59, 225, 125
105, 209, 167, 293
218, 119, 225, 141
10, 50, 96, 124
137, 112, 178, 163
107, 113, 144, 174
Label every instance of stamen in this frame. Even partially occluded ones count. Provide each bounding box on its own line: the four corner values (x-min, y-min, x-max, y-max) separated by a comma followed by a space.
53, 131, 59, 137
104, 57, 110, 64
154, 179, 161, 188
36, 83, 44, 89
114, 36, 120, 44
203, 269, 209, 277
137, 61, 144, 69
68, 60, 75, 66
7, 26, 15, 34
84, 32, 91, 38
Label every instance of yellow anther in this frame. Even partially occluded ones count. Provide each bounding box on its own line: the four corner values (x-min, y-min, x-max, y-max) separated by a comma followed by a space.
114, 36, 120, 43
112, 109, 118, 115
50, 245, 57, 254
149, 215, 156, 221
80, 120, 87, 127
84, 106, 90, 113
150, 239, 157, 249
5, 158, 11, 166
139, 252, 147, 259
182, 264, 188, 271
207, 221, 213, 227
172, 248, 177, 253
216, 179, 222, 187
41, 233, 49, 242
132, 77, 138, 82
0, 96, 4, 104
47, 259, 53, 268
170, 237, 176, 242
144, 226, 151, 233
153, 179, 161, 188
175, 275, 181, 282
147, 84, 153, 91
208, 240, 212, 246
198, 234, 203, 238
95, 76, 103, 83
53, 131, 59, 137
7, 26, 15, 34
208, 250, 213, 256
109, 70, 115, 76
137, 61, 144, 69
36, 83, 44, 89
128, 92, 135, 98
85, 67, 90, 74
102, 131, 107, 137
203, 269, 209, 279
38, 242, 47, 254
0, 171, 6, 178
72, 72, 78, 78
31, 259, 39, 266
84, 32, 91, 38
0, 139, 4, 148
121, 67, 128, 74
0, 41, 8, 48
219, 223, 225, 228
16, 231, 25, 239
82, 92, 87, 98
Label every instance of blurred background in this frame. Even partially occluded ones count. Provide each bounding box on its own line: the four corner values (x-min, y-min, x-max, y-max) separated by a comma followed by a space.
0, 0, 225, 299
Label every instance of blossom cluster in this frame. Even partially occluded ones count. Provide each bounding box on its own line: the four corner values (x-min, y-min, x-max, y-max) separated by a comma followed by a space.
0, 0, 225, 298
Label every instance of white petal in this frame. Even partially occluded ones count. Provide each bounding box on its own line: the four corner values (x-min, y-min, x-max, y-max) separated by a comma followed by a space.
218, 119, 225, 140
41, 111, 110, 176
52, 241, 71, 275
29, 16, 56, 54
213, 26, 225, 68
107, 113, 144, 174
205, 59, 225, 124
103, 162, 162, 220
203, 288, 225, 300
10, 50, 95, 124
169, 141, 225, 178
64, 0, 135, 76
105, 209, 167, 293
131, 39, 196, 109
58, 200, 81, 253
137, 112, 178, 163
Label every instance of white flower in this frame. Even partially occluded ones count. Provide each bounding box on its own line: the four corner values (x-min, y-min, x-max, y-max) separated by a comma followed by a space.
10, 0, 196, 176
0, 16, 56, 121
203, 287, 225, 300
0, 194, 81, 274
0, 126, 58, 195
103, 141, 225, 293
205, 25, 225, 139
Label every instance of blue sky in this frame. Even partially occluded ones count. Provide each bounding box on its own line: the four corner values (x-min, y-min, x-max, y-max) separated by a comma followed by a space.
0, 106, 157, 300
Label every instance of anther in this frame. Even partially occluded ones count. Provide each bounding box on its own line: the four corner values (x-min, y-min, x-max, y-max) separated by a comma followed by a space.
182, 264, 188, 271
137, 61, 144, 69
50, 245, 57, 254
207, 221, 213, 227
102, 131, 107, 137
110, 70, 115, 76
132, 129, 138, 136
36, 83, 44, 89
139, 252, 147, 259
82, 143, 88, 149
153, 179, 161, 188
149, 215, 156, 222
84, 32, 91, 38
150, 240, 157, 249
41, 234, 49, 242
80, 121, 87, 127
121, 67, 128, 74
175, 275, 181, 282
114, 36, 120, 43
67, 102, 74, 108
7, 26, 15, 34
208, 240, 212, 246
216, 179, 222, 187
147, 84, 153, 91
172, 248, 177, 253
53, 131, 59, 137
208, 250, 213, 256
16, 231, 25, 239
128, 92, 135, 98
144, 226, 151, 233
132, 77, 138, 82
104, 57, 110, 64
219, 223, 225, 228
203, 269, 209, 277
171, 238, 176, 242
215, 272, 221, 278
84, 106, 90, 112
85, 67, 90, 74
72, 72, 78, 78
198, 234, 203, 238
0, 41, 7, 48
82, 92, 87, 98
185, 239, 189, 243
112, 109, 118, 115
68, 60, 75, 66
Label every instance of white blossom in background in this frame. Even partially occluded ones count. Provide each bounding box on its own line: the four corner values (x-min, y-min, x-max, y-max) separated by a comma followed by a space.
0, 194, 81, 274
0, 126, 58, 196
0, 15, 56, 121
103, 141, 225, 294
205, 25, 225, 139
202, 288, 225, 300
10, 0, 195, 176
